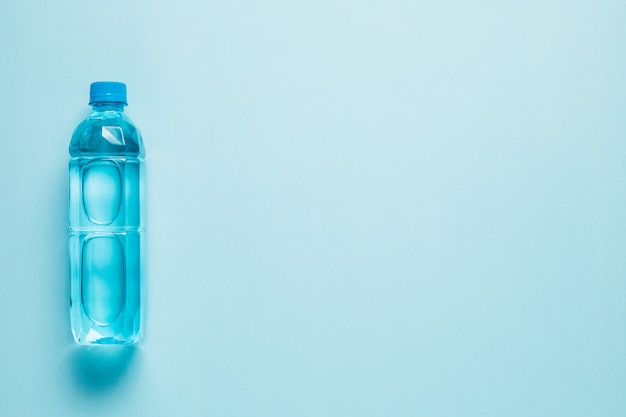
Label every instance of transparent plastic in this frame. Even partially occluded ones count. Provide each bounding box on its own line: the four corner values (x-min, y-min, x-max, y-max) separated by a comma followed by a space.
69, 101, 145, 345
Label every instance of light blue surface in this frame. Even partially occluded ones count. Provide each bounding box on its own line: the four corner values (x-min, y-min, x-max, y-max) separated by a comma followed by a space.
0, 0, 625, 416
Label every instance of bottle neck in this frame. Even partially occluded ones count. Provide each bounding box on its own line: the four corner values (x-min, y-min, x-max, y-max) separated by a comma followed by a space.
91, 102, 126, 112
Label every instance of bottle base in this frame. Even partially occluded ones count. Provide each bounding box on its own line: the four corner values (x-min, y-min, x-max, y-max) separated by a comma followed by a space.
72, 328, 143, 345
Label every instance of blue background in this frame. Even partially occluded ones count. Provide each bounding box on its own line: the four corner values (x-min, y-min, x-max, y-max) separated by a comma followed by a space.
1, 1, 626, 416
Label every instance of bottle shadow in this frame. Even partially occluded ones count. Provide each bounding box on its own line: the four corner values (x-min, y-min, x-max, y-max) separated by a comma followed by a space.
69, 345, 139, 394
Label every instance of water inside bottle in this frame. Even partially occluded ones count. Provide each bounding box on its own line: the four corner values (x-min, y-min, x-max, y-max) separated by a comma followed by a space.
69, 83, 145, 345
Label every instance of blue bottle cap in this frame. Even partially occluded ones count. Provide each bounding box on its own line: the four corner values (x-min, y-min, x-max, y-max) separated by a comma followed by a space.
89, 81, 128, 105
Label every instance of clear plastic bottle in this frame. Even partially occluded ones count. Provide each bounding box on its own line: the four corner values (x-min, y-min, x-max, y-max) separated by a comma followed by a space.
69, 81, 145, 345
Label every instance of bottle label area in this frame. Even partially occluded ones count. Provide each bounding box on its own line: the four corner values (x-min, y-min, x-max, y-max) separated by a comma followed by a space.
82, 160, 123, 225
81, 234, 126, 326
69, 157, 144, 344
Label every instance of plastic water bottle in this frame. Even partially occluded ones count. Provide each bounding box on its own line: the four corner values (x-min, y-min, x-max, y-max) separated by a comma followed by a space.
69, 81, 145, 345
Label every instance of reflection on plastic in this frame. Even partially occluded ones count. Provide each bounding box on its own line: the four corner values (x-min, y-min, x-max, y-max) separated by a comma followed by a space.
101, 126, 125, 146
70, 345, 137, 393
